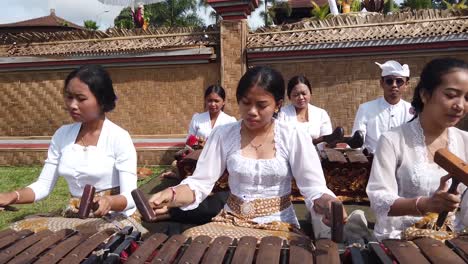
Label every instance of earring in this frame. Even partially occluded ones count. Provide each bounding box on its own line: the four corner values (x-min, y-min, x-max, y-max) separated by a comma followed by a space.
274, 108, 279, 114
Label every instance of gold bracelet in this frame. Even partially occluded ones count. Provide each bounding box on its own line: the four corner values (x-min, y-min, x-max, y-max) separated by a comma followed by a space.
415, 196, 423, 215
14, 191, 20, 203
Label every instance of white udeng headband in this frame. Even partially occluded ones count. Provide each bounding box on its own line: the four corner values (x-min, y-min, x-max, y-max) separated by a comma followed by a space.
375, 61, 410, 77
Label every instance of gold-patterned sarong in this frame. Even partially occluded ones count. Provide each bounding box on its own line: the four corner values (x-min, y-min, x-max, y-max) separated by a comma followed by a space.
10, 187, 148, 236
403, 213, 456, 241
183, 193, 310, 242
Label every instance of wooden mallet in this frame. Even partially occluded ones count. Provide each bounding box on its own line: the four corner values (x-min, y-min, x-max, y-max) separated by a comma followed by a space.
78, 184, 99, 219
434, 148, 468, 228
131, 189, 157, 222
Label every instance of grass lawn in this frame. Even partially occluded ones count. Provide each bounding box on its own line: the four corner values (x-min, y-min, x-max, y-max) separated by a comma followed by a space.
0, 166, 166, 230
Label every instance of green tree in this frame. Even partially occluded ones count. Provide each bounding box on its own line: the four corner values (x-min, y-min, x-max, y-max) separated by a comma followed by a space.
383, 0, 400, 13
400, 0, 433, 9
311, 1, 331, 20
259, 0, 292, 26
443, 0, 468, 10
114, 0, 204, 28
84, 20, 99, 30
114, 7, 134, 29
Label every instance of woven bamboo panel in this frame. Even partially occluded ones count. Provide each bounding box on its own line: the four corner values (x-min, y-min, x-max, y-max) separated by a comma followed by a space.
106, 64, 221, 135
248, 10, 468, 48
0, 71, 70, 136
0, 148, 181, 166
0, 63, 220, 136
264, 52, 468, 134
137, 148, 180, 166
0, 149, 47, 166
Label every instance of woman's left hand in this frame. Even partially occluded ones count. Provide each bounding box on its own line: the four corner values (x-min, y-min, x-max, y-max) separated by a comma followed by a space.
313, 193, 348, 226
93, 196, 113, 217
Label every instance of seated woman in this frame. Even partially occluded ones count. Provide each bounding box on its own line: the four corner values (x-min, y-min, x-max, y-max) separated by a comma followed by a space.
188, 85, 237, 140
153, 85, 236, 229
147, 66, 346, 240
367, 58, 468, 241
162, 85, 236, 178
0, 65, 145, 234
279, 75, 333, 144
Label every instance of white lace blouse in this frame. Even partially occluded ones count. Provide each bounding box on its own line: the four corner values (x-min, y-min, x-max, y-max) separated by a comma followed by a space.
366, 117, 468, 240
187, 111, 237, 139
179, 119, 335, 227
27, 118, 138, 216
278, 104, 332, 139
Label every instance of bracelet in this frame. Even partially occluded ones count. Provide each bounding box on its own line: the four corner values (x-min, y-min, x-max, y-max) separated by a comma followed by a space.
14, 191, 20, 204
415, 196, 423, 215
170, 187, 176, 203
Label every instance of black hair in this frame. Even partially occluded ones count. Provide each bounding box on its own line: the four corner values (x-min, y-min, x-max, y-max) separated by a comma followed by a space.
64, 64, 117, 113
204, 85, 226, 111
411, 58, 468, 115
204, 85, 226, 100
287, 75, 312, 98
236, 67, 285, 118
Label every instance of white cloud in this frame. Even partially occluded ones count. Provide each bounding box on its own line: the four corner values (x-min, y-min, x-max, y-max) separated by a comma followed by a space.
0, 0, 265, 30
1, 0, 124, 30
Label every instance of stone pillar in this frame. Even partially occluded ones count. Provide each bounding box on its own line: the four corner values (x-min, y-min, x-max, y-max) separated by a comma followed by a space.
208, 0, 259, 116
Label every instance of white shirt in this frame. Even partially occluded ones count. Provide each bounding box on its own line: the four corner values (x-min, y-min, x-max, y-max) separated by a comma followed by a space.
28, 118, 138, 215
188, 111, 237, 139
352, 97, 414, 153
179, 120, 335, 227
279, 104, 333, 139
366, 118, 468, 240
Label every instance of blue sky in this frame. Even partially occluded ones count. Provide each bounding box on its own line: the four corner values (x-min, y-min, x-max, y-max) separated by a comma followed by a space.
0, 0, 265, 30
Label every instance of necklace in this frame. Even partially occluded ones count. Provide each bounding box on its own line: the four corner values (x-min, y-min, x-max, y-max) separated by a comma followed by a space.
245, 121, 274, 151
81, 135, 89, 151
426, 140, 448, 162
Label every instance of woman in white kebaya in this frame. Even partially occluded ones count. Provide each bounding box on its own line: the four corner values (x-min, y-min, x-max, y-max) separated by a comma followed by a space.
367, 58, 468, 240
148, 66, 346, 241
187, 85, 236, 141
279, 75, 332, 143
0, 65, 144, 233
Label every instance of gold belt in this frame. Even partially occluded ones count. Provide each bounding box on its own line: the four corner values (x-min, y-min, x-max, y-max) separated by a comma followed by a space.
227, 193, 292, 219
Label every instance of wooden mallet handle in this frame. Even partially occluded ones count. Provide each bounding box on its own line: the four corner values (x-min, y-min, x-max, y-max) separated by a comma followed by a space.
434, 148, 468, 228
131, 189, 157, 222
331, 201, 344, 243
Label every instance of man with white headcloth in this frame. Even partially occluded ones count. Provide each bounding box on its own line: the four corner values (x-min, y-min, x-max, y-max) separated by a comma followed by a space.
352, 60, 414, 153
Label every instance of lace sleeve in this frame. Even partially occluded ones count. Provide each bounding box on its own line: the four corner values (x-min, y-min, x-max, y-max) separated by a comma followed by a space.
179, 123, 231, 210
366, 134, 400, 217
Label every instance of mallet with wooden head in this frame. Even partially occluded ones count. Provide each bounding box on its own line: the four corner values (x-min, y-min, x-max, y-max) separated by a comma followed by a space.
131, 189, 158, 222
434, 148, 468, 228
78, 184, 99, 219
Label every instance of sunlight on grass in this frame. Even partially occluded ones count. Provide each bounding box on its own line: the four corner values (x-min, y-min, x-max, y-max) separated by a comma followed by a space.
0, 166, 166, 230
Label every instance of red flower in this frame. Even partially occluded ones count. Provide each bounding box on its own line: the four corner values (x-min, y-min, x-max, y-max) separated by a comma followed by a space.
186, 134, 198, 147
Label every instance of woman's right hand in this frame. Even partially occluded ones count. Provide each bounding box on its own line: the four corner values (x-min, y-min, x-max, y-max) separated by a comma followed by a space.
0, 192, 17, 207
422, 175, 461, 214
148, 188, 174, 216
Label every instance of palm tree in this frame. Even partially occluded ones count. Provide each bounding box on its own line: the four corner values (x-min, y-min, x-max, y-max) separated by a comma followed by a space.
84, 20, 99, 30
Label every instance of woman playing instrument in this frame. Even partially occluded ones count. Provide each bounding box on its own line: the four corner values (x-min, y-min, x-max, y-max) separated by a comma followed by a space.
367, 58, 468, 240
0, 65, 144, 233
147, 66, 346, 240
